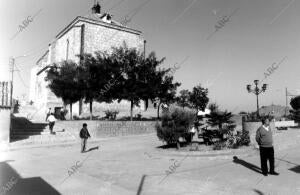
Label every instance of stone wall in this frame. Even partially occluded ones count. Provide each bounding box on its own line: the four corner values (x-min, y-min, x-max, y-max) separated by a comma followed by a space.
53, 120, 158, 138
83, 21, 144, 54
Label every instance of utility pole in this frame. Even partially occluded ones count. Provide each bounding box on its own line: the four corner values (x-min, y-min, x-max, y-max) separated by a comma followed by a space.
9, 55, 26, 107
9, 57, 15, 107
144, 40, 146, 60
285, 87, 288, 116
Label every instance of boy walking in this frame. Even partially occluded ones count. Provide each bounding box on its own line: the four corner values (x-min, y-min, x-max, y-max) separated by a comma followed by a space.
256, 118, 279, 176
80, 123, 91, 153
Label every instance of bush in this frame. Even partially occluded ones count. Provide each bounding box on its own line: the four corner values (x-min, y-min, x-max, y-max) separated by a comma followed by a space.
213, 141, 226, 150
156, 106, 196, 147
236, 130, 250, 146
224, 130, 250, 149
104, 110, 119, 120
135, 113, 142, 120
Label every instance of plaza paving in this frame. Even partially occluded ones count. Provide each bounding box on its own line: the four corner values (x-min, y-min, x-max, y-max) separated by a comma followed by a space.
1, 129, 300, 195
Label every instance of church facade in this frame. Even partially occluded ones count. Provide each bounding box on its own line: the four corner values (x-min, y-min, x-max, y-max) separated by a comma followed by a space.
30, 3, 145, 117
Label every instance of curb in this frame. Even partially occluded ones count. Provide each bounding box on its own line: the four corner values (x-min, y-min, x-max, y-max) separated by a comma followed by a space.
156, 146, 259, 159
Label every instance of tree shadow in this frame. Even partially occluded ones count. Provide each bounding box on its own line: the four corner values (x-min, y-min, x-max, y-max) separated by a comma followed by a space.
233, 156, 262, 174
0, 161, 61, 195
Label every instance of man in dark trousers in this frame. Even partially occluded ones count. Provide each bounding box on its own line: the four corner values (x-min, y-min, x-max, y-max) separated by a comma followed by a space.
80, 123, 91, 153
256, 118, 279, 176
47, 113, 56, 134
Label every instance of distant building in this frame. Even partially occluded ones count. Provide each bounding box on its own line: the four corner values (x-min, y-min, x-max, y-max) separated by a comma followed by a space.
30, 2, 145, 116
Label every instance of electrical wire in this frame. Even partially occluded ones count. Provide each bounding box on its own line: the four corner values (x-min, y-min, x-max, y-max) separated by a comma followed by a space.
14, 63, 30, 89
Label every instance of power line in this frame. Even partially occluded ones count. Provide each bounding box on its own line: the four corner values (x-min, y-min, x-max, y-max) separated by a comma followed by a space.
14, 63, 30, 89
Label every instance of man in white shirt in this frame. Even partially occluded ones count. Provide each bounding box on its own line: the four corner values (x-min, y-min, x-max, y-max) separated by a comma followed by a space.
45, 108, 51, 121
47, 113, 56, 134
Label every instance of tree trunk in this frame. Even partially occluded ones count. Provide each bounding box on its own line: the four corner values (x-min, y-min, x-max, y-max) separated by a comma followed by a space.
130, 100, 133, 121
176, 140, 180, 150
89, 100, 93, 120
157, 102, 161, 120
79, 99, 83, 116
70, 103, 73, 120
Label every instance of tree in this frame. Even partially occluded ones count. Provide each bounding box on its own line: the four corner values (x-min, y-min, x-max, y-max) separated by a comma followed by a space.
290, 96, 300, 122
45, 60, 82, 120
189, 84, 209, 112
176, 90, 191, 109
109, 43, 147, 121
206, 106, 235, 140
153, 74, 181, 119
141, 52, 181, 119
79, 52, 117, 120
156, 106, 196, 149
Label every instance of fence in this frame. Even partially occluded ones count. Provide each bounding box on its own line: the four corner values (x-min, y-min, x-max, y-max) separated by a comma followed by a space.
0, 81, 12, 108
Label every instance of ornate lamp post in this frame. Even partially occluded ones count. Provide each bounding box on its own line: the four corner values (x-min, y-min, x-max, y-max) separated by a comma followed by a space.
247, 80, 267, 118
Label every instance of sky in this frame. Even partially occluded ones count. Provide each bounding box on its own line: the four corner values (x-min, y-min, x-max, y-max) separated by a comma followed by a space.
0, 0, 300, 113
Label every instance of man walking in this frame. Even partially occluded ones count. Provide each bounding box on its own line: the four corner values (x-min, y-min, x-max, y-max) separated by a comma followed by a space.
80, 123, 91, 153
47, 113, 56, 134
256, 118, 279, 176
45, 108, 51, 121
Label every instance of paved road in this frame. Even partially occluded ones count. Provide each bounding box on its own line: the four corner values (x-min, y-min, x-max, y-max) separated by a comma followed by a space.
1, 129, 300, 195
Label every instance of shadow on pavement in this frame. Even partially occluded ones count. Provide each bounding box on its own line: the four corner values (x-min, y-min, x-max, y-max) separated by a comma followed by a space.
233, 156, 262, 174
289, 165, 300, 173
84, 146, 100, 153
136, 174, 146, 195
0, 161, 61, 195
253, 189, 265, 195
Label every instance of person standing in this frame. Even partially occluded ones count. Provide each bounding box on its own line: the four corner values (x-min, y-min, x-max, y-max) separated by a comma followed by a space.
256, 118, 279, 176
80, 123, 91, 153
47, 113, 56, 134
45, 108, 51, 121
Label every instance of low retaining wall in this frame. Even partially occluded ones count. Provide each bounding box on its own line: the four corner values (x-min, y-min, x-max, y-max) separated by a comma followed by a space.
242, 121, 276, 144
53, 120, 158, 138
275, 120, 296, 128
0, 108, 11, 144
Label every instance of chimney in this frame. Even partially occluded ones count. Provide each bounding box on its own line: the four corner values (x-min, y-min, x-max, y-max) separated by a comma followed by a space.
92, 2, 101, 14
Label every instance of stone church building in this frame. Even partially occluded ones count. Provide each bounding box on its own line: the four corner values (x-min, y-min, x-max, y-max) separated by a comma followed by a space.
30, 3, 146, 117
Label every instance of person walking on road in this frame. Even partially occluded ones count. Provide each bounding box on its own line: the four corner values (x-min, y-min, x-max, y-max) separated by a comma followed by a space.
256, 118, 279, 176
80, 123, 91, 153
47, 113, 56, 134
45, 108, 51, 121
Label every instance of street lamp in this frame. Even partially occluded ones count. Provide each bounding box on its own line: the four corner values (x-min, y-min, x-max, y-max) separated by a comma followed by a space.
247, 80, 268, 118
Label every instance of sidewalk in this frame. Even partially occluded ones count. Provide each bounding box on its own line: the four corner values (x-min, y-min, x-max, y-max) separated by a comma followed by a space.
0, 128, 300, 194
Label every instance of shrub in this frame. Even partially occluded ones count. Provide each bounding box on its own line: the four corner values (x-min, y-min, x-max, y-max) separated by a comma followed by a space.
135, 113, 142, 120
224, 130, 251, 149
104, 110, 119, 120
156, 106, 196, 148
73, 115, 80, 120
213, 141, 226, 150
236, 130, 250, 146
